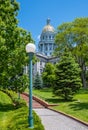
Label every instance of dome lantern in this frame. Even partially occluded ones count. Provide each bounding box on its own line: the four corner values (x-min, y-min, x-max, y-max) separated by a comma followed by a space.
42, 18, 55, 33
47, 18, 50, 25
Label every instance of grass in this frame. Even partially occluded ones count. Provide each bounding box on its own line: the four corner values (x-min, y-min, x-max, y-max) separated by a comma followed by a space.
0, 91, 13, 130
0, 90, 44, 130
33, 88, 88, 123
33, 87, 53, 101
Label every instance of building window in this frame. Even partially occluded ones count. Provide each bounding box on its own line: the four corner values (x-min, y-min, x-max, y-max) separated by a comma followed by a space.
50, 47, 52, 50
40, 61, 42, 65
40, 69, 43, 73
49, 35, 51, 39
49, 44, 52, 50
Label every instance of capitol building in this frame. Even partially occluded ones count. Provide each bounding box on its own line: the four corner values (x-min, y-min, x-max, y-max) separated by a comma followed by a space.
38, 18, 56, 56
33, 18, 58, 76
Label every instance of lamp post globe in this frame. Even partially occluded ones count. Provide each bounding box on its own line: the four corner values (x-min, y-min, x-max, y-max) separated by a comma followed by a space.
26, 43, 36, 128
26, 43, 36, 53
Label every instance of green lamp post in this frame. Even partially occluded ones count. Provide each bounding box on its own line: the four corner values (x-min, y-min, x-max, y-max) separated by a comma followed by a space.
26, 43, 36, 128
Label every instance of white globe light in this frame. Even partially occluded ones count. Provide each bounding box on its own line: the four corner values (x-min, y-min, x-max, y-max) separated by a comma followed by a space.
26, 43, 36, 53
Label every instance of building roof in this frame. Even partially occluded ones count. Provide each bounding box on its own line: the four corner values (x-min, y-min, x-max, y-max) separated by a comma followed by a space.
42, 18, 55, 33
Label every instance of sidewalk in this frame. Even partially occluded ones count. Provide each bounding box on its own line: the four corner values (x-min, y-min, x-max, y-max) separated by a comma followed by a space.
34, 108, 88, 130
21, 93, 88, 130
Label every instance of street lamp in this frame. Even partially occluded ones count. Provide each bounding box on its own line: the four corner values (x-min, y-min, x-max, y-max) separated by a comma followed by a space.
26, 43, 36, 128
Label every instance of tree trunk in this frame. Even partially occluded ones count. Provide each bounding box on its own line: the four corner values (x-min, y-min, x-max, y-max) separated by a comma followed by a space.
79, 57, 87, 89
81, 70, 86, 88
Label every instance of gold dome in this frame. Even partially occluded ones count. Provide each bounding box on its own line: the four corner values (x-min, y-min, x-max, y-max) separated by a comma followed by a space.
42, 18, 55, 32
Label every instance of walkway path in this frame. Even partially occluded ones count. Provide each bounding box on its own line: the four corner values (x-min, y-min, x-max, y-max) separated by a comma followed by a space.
21, 93, 88, 130
21, 93, 44, 108
34, 108, 88, 130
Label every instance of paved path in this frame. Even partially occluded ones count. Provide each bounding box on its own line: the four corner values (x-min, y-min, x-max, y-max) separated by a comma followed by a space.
21, 93, 44, 108
21, 93, 88, 130
34, 108, 88, 130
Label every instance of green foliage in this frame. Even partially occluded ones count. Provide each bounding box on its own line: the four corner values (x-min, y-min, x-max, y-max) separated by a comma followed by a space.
0, 91, 44, 130
55, 17, 88, 88
9, 74, 29, 93
0, 89, 24, 107
6, 107, 44, 130
42, 63, 55, 87
33, 72, 43, 89
53, 49, 82, 100
55, 17, 88, 56
0, 0, 33, 92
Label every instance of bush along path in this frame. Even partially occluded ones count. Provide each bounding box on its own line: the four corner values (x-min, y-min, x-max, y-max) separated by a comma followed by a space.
21, 93, 88, 130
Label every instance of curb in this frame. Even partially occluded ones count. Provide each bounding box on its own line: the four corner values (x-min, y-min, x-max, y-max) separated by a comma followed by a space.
33, 95, 58, 108
22, 92, 58, 108
48, 107, 88, 127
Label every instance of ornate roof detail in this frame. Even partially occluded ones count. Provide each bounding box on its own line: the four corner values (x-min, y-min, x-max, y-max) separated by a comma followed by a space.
42, 18, 55, 33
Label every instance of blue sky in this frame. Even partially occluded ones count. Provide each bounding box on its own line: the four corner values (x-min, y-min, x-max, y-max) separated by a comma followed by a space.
17, 0, 88, 45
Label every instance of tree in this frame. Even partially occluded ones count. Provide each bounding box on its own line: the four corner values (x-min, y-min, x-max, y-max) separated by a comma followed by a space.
42, 63, 55, 87
33, 72, 43, 89
53, 49, 82, 100
55, 17, 88, 88
0, 0, 33, 92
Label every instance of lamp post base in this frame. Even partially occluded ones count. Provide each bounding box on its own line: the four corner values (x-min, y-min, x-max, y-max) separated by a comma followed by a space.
28, 116, 33, 128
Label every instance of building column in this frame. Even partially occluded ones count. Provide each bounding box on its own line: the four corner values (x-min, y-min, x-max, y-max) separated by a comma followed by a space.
52, 43, 53, 51
43, 43, 44, 54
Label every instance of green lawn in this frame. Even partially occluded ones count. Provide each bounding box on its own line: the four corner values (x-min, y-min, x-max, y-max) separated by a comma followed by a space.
33, 88, 88, 123
0, 91, 44, 130
0, 91, 13, 129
